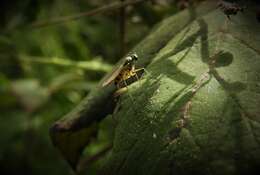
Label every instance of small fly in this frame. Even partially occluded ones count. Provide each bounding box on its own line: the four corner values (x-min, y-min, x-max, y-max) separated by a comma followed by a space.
102, 53, 145, 120
102, 53, 144, 89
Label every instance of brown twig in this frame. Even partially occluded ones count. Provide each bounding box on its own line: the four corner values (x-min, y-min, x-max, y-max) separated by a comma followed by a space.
32, 0, 147, 28
119, 0, 127, 57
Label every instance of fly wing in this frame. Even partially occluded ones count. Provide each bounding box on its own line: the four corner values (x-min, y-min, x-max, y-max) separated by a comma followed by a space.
102, 63, 124, 87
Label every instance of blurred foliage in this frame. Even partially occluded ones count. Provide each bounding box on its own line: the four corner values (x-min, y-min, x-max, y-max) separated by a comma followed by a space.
0, 0, 207, 174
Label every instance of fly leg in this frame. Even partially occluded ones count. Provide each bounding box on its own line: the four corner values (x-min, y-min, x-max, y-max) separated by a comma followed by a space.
123, 79, 135, 104
111, 96, 121, 125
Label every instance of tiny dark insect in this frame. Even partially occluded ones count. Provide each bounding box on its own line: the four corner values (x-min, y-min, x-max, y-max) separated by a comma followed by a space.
218, 0, 244, 19
102, 53, 141, 88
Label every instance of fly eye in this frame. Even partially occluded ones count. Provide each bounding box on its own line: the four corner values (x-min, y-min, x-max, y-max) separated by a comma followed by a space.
132, 53, 138, 61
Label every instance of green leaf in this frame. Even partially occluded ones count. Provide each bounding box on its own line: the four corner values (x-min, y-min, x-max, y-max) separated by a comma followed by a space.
50, 1, 260, 174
